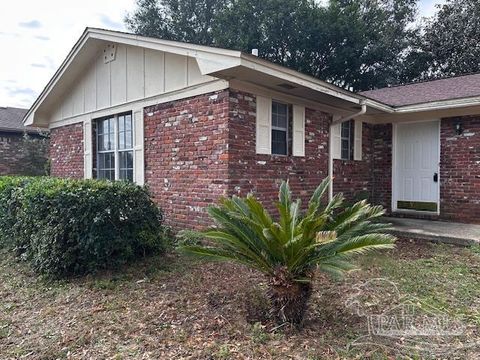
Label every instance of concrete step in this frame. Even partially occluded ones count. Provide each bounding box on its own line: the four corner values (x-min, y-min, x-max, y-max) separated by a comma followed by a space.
384, 217, 480, 247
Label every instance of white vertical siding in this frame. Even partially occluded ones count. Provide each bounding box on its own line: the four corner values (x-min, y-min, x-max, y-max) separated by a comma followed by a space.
96, 54, 110, 109
84, 63, 96, 112
165, 53, 188, 92
126, 46, 145, 101
111, 45, 127, 105
144, 49, 165, 97
49, 43, 213, 123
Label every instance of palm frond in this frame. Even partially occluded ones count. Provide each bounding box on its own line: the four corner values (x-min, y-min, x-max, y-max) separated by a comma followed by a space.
180, 177, 396, 282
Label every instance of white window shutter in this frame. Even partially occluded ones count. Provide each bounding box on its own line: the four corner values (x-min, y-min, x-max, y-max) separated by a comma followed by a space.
331, 122, 341, 160
83, 118, 93, 179
292, 105, 305, 157
256, 95, 272, 154
133, 109, 145, 185
354, 119, 363, 161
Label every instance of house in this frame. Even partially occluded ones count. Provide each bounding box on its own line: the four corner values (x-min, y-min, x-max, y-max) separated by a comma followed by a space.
0, 106, 49, 176
23, 28, 480, 227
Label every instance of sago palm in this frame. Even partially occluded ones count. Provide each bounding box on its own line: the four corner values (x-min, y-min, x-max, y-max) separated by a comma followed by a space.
179, 177, 395, 325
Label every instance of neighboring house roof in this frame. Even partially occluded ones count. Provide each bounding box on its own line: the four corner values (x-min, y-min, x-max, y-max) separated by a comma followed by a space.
0, 107, 36, 133
360, 73, 480, 107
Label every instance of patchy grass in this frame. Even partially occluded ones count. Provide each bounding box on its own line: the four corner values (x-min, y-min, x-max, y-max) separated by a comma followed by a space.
1, 240, 479, 359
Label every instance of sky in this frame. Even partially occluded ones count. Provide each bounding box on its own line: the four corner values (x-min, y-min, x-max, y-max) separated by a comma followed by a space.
0, 0, 446, 109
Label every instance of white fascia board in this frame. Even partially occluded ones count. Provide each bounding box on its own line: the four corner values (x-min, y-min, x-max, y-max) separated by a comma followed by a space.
88, 28, 242, 58
363, 99, 394, 113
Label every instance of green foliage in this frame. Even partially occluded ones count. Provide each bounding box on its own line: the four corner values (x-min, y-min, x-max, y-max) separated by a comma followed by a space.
19, 132, 50, 176
175, 229, 205, 247
421, 0, 480, 77
126, 0, 421, 91
250, 322, 269, 344
0, 176, 166, 278
179, 177, 395, 282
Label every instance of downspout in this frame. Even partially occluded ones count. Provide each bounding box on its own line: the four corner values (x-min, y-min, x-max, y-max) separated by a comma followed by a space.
328, 101, 367, 200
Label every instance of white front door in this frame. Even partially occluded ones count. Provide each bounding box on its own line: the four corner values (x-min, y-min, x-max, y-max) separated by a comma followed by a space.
393, 120, 440, 213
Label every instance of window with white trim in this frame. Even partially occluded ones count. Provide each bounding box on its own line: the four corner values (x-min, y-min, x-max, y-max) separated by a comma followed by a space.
341, 120, 354, 160
96, 112, 133, 181
271, 101, 289, 155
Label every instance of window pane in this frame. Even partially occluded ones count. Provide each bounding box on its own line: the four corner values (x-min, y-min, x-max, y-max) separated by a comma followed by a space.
272, 101, 288, 129
125, 131, 132, 149
97, 134, 104, 152
118, 114, 133, 150
125, 114, 132, 131
119, 129, 125, 150
341, 139, 350, 160
272, 129, 287, 155
97, 152, 115, 180
119, 151, 133, 181
108, 131, 114, 151
340, 120, 353, 160
118, 115, 125, 132
97, 121, 103, 136
95, 113, 133, 181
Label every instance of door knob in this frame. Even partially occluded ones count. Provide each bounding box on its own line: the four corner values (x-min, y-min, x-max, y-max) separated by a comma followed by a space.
433, 173, 438, 182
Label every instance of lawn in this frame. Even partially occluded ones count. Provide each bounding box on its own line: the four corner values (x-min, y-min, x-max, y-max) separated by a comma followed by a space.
1, 239, 479, 359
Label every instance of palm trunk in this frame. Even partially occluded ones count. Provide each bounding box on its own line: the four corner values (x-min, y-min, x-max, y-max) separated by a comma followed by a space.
267, 268, 312, 325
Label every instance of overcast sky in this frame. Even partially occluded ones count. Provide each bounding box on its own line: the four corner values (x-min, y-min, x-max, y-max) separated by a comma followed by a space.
0, 0, 446, 109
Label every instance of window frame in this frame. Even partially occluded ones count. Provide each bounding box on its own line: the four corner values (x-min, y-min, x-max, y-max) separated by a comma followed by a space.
271, 100, 289, 156
95, 111, 134, 181
340, 120, 354, 161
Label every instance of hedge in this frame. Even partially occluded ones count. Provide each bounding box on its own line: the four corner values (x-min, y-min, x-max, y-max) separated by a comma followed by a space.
0, 176, 166, 277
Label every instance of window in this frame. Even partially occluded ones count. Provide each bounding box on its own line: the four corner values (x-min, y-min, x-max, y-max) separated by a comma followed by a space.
96, 112, 133, 181
271, 101, 288, 155
340, 120, 354, 160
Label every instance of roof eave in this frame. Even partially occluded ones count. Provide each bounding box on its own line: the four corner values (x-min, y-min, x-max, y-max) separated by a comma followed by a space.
394, 96, 480, 113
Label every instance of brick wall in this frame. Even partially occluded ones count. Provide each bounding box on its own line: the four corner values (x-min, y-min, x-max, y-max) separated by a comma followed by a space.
371, 124, 392, 212
333, 123, 374, 204
144, 90, 230, 229
227, 90, 331, 214
440, 116, 480, 223
0, 132, 49, 176
50, 123, 84, 178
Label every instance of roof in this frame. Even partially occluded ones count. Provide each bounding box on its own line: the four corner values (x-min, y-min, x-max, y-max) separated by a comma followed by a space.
0, 107, 30, 133
25, 27, 381, 126
360, 73, 480, 107
23, 28, 480, 126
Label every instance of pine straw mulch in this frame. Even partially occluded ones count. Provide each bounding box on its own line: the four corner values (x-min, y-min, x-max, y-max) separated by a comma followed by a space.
1, 239, 479, 359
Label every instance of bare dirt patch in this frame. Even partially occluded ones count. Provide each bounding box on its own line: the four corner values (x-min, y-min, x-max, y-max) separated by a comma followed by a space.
1, 240, 479, 359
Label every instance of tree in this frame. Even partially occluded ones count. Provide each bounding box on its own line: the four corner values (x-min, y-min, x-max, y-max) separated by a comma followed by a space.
125, 0, 422, 91
422, 0, 480, 77
179, 178, 395, 325
125, 0, 229, 45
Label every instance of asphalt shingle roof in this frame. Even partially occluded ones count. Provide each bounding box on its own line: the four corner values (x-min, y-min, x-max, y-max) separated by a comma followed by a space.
360, 73, 480, 107
0, 107, 42, 133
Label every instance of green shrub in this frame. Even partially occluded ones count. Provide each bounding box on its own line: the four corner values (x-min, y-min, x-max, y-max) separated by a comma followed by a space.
0, 176, 166, 277
175, 229, 204, 247
0, 176, 35, 251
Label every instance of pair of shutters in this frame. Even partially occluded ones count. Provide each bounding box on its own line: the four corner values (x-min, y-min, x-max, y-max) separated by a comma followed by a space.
83, 109, 145, 185
256, 96, 305, 157
331, 119, 363, 161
